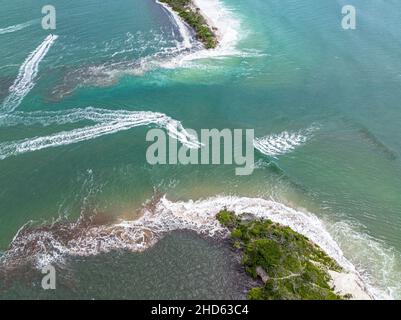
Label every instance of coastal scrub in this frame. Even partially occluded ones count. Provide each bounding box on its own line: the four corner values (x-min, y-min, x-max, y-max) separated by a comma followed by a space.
159, 0, 218, 49
216, 210, 344, 300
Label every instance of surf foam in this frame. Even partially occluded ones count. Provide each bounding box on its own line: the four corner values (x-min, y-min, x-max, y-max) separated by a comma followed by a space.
328, 220, 401, 300
47, 0, 255, 97
1, 34, 58, 113
155, 0, 246, 68
0, 194, 382, 299
156, 0, 193, 50
156, 0, 243, 59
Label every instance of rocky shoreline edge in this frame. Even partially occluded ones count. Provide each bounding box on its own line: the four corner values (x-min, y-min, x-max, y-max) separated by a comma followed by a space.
215, 209, 373, 300
158, 0, 219, 49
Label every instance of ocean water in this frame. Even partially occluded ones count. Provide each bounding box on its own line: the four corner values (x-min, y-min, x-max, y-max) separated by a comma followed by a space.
1, 0, 401, 299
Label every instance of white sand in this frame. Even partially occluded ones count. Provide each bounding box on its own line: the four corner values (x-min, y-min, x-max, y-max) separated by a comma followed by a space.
329, 270, 373, 300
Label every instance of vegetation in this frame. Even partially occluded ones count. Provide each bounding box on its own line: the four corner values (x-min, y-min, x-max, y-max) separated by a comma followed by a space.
216, 210, 344, 300
160, 0, 218, 49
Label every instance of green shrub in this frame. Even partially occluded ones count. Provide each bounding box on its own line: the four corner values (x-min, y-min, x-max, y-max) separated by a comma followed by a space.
159, 0, 218, 49
216, 209, 343, 300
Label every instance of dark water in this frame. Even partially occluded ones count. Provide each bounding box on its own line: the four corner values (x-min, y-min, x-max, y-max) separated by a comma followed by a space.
0, 231, 254, 299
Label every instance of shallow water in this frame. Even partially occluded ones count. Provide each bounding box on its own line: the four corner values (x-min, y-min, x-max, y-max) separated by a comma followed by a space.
1, 0, 401, 299
0, 231, 253, 299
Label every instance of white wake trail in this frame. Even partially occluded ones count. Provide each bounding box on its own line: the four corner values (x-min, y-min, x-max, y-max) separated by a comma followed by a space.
0, 20, 37, 35
1, 34, 58, 113
254, 128, 316, 158
1, 108, 315, 160
0, 108, 140, 127
0, 108, 201, 160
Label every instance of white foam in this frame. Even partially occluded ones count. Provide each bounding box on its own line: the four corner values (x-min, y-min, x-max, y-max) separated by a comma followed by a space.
153, 196, 355, 269
0, 108, 156, 127
155, 0, 243, 58
156, 0, 193, 50
154, 0, 244, 69
254, 128, 315, 158
92, 0, 246, 76
192, 0, 241, 53
1, 34, 58, 113
140, 196, 390, 299
328, 221, 401, 300
1, 194, 385, 299
1, 108, 315, 160
0, 108, 201, 160
50, 1, 254, 93
0, 20, 37, 35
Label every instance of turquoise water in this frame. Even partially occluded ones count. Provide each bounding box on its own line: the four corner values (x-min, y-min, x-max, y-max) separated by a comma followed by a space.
1, 0, 401, 299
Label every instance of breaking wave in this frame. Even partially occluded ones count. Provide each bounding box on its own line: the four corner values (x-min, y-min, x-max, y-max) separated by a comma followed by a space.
156, 0, 193, 50
151, 0, 247, 64
0, 107, 201, 160
1, 34, 58, 113
152, 0, 249, 68
2, 194, 396, 299
328, 220, 401, 300
0, 20, 37, 35
254, 127, 316, 158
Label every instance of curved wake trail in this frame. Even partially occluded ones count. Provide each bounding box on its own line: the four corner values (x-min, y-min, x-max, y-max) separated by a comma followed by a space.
0, 108, 315, 160
1, 34, 58, 114
0, 20, 37, 35
0, 108, 152, 127
0, 108, 201, 160
254, 128, 316, 158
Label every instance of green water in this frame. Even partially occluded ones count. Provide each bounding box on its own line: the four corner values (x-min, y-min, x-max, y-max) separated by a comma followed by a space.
1, 0, 401, 299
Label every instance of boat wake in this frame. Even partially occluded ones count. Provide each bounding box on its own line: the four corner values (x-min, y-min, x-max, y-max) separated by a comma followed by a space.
0, 20, 37, 35
1, 35, 58, 113
254, 127, 316, 158
0, 106, 315, 160
0, 105, 317, 160
0, 107, 201, 160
